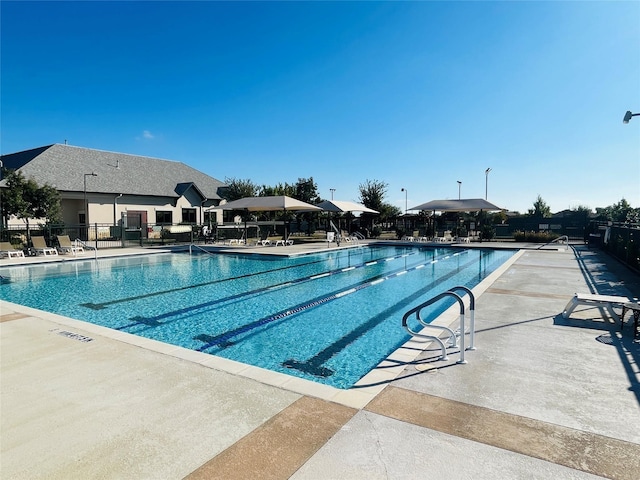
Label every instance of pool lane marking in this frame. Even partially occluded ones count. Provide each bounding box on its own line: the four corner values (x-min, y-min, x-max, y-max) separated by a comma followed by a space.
194, 250, 468, 352
118, 250, 423, 329
283, 251, 481, 379
79, 248, 387, 310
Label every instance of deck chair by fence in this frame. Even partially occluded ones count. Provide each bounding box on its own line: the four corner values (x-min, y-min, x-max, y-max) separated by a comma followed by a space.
562, 293, 632, 322
275, 235, 293, 246
256, 230, 271, 246
0, 242, 25, 259
225, 231, 245, 245
57, 235, 84, 255
32, 236, 58, 256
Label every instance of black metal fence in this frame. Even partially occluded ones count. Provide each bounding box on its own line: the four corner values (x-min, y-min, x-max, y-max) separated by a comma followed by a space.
1, 223, 208, 250
599, 224, 640, 272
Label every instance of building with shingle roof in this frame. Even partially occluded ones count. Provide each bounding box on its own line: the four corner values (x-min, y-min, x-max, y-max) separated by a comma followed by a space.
0, 144, 227, 228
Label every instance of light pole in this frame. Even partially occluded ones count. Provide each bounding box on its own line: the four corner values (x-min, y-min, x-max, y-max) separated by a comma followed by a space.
623, 111, 639, 123
84, 172, 97, 226
485, 168, 492, 200
457, 181, 462, 200
330, 188, 335, 200
401, 188, 408, 230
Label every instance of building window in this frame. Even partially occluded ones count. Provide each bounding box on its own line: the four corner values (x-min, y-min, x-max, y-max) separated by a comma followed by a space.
182, 208, 196, 224
156, 211, 173, 225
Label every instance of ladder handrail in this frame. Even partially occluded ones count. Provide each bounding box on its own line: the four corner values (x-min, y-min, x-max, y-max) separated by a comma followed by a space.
537, 235, 569, 250
402, 285, 478, 364
189, 244, 217, 256
402, 291, 466, 363
75, 238, 98, 261
446, 286, 476, 350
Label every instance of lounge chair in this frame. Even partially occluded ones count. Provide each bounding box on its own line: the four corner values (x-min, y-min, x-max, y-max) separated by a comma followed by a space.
31, 236, 58, 256
275, 235, 293, 246
255, 231, 271, 246
226, 236, 245, 245
434, 231, 454, 243
0, 242, 25, 259
57, 235, 84, 255
562, 293, 632, 322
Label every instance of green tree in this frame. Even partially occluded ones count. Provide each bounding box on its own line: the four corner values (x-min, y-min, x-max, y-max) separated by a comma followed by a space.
294, 178, 320, 234
358, 179, 388, 232
527, 195, 551, 218
2, 170, 62, 234
379, 203, 402, 224
222, 177, 259, 201
596, 198, 638, 223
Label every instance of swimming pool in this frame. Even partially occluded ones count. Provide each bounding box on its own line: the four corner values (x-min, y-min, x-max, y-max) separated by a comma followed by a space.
0, 245, 515, 388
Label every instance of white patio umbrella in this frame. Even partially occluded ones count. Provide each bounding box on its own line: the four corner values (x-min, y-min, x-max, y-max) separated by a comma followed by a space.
217, 195, 322, 239
315, 200, 379, 214
315, 200, 379, 234
409, 198, 502, 212
409, 198, 503, 241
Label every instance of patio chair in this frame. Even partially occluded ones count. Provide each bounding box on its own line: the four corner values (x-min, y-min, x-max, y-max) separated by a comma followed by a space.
0, 242, 25, 259
275, 235, 294, 246
562, 293, 633, 322
57, 235, 84, 255
31, 236, 58, 256
255, 230, 271, 246
435, 231, 454, 243
225, 231, 246, 245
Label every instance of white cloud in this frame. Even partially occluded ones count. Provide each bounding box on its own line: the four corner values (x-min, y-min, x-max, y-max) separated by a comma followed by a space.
136, 130, 155, 141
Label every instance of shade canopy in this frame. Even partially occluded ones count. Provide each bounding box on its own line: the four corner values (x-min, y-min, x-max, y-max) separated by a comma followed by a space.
315, 200, 379, 214
410, 198, 503, 212
217, 195, 322, 212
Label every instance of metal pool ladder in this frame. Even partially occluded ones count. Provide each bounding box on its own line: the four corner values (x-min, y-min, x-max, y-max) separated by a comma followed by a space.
401, 286, 476, 364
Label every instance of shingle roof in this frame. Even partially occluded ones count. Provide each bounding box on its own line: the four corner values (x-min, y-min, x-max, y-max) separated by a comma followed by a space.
0, 144, 226, 200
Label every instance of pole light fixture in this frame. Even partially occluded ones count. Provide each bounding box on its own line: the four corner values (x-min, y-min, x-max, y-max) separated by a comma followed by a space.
457, 181, 462, 200
623, 111, 639, 124
401, 188, 407, 213
485, 168, 492, 200
330, 188, 335, 200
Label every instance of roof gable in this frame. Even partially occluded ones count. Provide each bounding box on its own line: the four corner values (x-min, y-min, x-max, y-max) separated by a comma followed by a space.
0, 144, 226, 200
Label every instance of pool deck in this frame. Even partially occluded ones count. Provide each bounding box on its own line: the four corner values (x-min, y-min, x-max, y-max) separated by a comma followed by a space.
1, 241, 639, 479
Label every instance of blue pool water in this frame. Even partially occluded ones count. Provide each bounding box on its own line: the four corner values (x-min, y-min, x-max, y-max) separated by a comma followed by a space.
0, 245, 515, 388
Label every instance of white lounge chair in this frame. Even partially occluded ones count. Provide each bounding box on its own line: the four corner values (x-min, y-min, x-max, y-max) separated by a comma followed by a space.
57, 235, 84, 255
255, 231, 271, 246
31, 236, 58, 256
562, 293, 632, 322
275, 235, 293, 246
0, 242, 25, 259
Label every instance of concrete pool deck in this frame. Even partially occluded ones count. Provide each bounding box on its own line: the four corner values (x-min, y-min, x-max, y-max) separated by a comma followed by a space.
1, 242, 639, 479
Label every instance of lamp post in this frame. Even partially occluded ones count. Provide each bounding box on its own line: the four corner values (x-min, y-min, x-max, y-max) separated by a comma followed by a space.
401, 188, 408, 230
457, 181, 462, 200
84, 172, 97, 226
330, 188, 335, 200
485, 168, 492, 200
623, 111, 639, 124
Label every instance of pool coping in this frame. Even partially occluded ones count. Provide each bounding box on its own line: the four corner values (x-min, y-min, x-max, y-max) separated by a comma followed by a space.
0, 247, 524, 409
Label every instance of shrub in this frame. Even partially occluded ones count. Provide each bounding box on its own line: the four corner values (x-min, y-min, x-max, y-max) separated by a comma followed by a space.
513, 230, 559, 242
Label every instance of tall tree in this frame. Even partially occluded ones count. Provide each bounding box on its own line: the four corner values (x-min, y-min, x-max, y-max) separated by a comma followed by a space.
358, 179, 387, 212
222, 177, 259, 201
293, 178, 320, 234
294, 177, 320, 204
358, 179, 388, 231
527, 195, 551, 218
2, 170, 62, 233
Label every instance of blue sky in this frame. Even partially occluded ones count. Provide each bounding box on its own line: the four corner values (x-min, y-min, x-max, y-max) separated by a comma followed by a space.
2, 1, 639, 214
